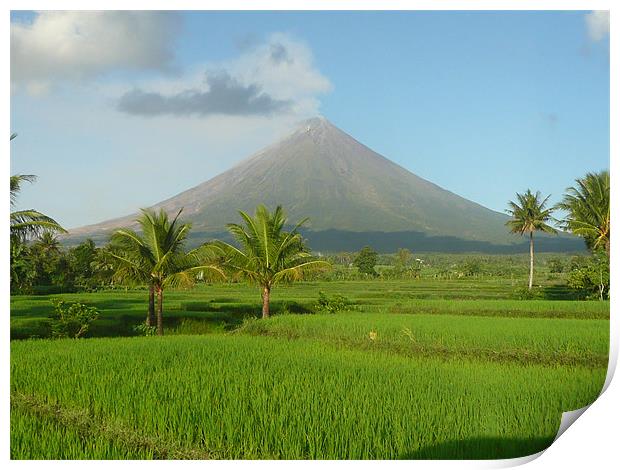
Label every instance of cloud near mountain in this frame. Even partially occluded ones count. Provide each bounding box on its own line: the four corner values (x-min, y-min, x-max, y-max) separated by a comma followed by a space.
118, 72, 292, 117
117, 33, 332, 119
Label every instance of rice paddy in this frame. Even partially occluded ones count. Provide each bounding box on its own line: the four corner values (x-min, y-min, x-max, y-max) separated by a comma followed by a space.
10, 278, 610, 459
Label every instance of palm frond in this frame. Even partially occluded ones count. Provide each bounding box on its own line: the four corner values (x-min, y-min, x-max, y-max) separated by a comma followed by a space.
555, 171, 609, 253
10, 174, 37, 206
505, 189, 557, 237
10, 209, 66, 242
224, 205, 332, 288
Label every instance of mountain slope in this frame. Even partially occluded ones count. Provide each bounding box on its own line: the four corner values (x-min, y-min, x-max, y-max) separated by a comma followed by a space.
66, 117, 582, 252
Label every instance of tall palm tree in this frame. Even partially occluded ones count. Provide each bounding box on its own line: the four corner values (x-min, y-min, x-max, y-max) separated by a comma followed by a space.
109, 208, 224, 335
556, 171, 610, 256
213, 205, 330, 318
10, 174, 66, 243
505, 190, 557, 290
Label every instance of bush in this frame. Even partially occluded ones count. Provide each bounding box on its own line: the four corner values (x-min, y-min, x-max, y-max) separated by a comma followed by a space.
49, 299, 100, 339
133, 322, 158, 337
567, 253, 609, 300
457, 260, 482, 277
547, 257, 565, 274
315, 291, 351, 314
511, 286, 544, 300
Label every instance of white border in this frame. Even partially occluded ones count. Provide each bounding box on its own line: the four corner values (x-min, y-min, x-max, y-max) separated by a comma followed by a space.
2, 2, 616, 469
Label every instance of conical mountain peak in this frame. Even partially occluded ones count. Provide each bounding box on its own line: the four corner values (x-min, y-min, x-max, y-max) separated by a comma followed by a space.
66, 118, 584, 252
287, 115, 339, 141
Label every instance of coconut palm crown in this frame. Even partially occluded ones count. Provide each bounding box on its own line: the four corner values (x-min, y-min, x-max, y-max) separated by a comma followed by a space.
505, 190, 557, 289
213, 205, 330, 318
556, 170, 609, 256
109, 208, 225, 335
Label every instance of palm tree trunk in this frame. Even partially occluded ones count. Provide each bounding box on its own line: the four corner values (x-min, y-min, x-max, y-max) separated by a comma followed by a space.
528, 231, 534, 290
261, 285, 271, 319
605, 238, 610, 257
156, 286, 164, 336
146, 283, 155, 326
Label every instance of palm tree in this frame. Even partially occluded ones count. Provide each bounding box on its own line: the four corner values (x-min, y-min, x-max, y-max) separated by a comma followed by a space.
556, 171, 610, 256
213, 205, 330, 318
107, 236, 156, 327
505, 190, 557, 290
109, 208, 224, 335
10, 174, 67, 243
34, 231, 62, 256
10, 134, 66, 242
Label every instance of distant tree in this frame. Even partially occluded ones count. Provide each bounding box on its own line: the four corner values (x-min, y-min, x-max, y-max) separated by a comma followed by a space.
354, 246, 379, 276
29, 233, 66, 289
213, 205, 330, 318
395, 248, 412, 268
505, 190, 557, 289
34, 231, 62, 256
89, 246, 116, 288
567, 253, 609, 300
10, 243, 36, 294
330, 252, 355, 266
556, 171, 610, 256
458, 259, 482, 277
68, 239, 102, 290
547, 257, 565, 274
110, 209, 224, 335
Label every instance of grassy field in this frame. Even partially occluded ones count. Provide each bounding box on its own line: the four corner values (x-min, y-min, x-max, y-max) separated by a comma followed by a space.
10, 279, 609, 339
10, 279, 609, 459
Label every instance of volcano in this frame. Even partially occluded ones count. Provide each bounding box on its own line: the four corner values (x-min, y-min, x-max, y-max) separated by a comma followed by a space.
66, 117, 582, 253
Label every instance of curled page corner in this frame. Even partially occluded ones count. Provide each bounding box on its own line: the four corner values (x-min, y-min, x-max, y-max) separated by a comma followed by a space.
543, 349, 616, 455
553, 405, 591, 443
491, 449, 546, 468
549, 323, 618, 444
489, 406, 595, 469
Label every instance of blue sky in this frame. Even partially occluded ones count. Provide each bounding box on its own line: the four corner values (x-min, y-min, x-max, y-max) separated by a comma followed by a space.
10, 10, 610, 229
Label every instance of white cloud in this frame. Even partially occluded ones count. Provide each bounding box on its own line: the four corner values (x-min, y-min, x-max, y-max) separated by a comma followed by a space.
226, 33, 333, 112
585, 11, 610, 41
11, 11, 181, 93
116, 33, 332, 119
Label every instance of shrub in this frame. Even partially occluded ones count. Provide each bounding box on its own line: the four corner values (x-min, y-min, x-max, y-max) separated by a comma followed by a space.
567, 253, 609, 300
511, 286, 544, 300
457, 260, 483, 277
49, 299, 100, 339
132, 322, 158, 337
547, 257, 565, 274
315, 291, 351, 314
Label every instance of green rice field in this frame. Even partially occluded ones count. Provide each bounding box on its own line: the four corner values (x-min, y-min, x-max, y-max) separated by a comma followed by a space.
10, 279, 610, 459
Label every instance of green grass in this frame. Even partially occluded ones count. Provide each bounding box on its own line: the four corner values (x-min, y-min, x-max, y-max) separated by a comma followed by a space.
10, 279, 609, 459
236, 313, 609, 367
11, 405, 156, 460
10, 281, 609, 339
388, 299, 609, 319
11, 335, 605, 460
